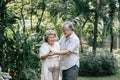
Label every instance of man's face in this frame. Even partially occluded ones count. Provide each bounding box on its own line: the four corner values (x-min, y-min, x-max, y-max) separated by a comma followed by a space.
62, 25, 72, 37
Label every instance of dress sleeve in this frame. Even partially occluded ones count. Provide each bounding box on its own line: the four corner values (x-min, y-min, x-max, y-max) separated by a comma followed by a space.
39, 43, 49, 57
56, 42, 60, 51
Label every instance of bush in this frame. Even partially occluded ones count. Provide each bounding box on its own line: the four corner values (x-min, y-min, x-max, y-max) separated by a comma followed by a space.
79, 51, 118, 76
2, 26, 42, 80
0, 67, 12, 80
114, 49, 120, 54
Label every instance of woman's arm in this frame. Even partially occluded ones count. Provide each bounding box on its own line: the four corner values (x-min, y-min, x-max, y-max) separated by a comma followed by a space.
41, 51, 54, 60
41, 53, 50, 60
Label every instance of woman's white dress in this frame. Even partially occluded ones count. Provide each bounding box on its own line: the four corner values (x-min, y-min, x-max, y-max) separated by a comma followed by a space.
39, 42, 61, 80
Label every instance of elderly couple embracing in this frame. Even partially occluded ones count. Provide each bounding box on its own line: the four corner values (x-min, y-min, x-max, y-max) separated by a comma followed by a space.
39, 21, 80, 80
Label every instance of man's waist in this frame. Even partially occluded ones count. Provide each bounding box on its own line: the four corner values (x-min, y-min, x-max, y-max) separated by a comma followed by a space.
60, 59, 79, 70
61, 64, 79, 70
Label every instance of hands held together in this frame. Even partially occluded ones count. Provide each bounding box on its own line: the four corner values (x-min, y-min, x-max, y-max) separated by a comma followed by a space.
48, 50, 54, 56
48, 49, 59, 56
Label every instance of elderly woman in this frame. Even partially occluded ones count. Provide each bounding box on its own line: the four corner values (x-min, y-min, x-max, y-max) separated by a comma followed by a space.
39, 30, 60, 80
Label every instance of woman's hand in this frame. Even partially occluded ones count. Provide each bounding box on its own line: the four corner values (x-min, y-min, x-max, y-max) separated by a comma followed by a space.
41, 50, 54, 60
49, 50, 54, 56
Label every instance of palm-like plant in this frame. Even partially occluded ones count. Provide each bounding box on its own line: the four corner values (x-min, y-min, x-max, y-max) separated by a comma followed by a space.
0, 67, 12, 80
0, 0, 15, 66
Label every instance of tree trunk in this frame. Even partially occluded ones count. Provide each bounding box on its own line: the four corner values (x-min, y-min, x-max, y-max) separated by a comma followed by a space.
36, 0, 45, 33
109, 1, 116, 52
0, 1, 6, 66
93, 0, 99, 54
118, 0, 120, 49
79, 24, 83, 53
0, 26, 5, 67
30, 10, 33, 31
0, 5, 5, 67
80, 14, 90, 53
110, 20, 113, 52
82, 14, 90, 29
30, 0, 33, 31
21, 0, 26, 32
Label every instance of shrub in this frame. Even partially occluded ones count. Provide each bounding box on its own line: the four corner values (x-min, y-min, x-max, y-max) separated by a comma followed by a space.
114, 49, 120, 54
2, 26, 42, 80
0, 67, 12, 80
79, 50, 118, 76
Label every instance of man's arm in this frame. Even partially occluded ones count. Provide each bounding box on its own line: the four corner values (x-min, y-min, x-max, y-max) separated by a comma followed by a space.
55, 37, 79, 55
54, 50, 70, 55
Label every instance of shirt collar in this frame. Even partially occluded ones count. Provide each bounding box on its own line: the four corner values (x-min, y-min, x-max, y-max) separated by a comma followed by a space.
64, 32, 74, 40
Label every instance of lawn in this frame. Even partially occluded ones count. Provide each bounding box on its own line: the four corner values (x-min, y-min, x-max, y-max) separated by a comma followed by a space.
77, 53, 120, 80
78, 68, 120, 80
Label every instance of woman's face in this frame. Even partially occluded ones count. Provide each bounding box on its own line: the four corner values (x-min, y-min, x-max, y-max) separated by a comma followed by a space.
47, 34, 56, 45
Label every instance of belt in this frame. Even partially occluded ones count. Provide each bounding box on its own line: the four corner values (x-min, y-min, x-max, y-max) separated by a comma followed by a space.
48, 56, 59, 59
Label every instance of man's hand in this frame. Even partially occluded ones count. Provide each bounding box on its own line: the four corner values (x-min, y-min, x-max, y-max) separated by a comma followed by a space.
54, 50, 70, 55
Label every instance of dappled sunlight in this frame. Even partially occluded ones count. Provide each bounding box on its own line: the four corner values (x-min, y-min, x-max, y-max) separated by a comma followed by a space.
0, 0, 120, 80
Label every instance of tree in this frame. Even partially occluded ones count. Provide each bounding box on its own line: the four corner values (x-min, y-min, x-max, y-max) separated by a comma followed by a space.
66, 0, 92, 52
0, 0, 14, 66
36, 0, 46, 33
93, 0, 100, 54
109, 0, 117, 52
117, 0, 120, 49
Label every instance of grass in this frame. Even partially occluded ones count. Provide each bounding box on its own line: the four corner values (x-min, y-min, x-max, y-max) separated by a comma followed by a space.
78, 69, 120, 80
78, 65, 120, 80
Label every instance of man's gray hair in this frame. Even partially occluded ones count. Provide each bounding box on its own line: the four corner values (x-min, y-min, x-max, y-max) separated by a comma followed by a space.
62, 21, 74, 31
44, 30, 56, 42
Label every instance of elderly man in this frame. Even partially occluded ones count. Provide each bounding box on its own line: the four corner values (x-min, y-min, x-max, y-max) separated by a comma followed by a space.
54, 21, 80, 80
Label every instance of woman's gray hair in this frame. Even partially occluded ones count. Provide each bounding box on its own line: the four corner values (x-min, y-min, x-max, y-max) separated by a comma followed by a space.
44, 30, 56, 42
62, 21, 74, 31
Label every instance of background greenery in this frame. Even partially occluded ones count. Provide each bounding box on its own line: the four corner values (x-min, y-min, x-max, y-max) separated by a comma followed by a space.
0, 0, 120, 80
78, 69, 120, 80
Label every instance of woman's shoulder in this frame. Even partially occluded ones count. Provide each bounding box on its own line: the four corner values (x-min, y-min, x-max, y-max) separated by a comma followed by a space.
41, 42, 49, 48
54, 42, 60, 46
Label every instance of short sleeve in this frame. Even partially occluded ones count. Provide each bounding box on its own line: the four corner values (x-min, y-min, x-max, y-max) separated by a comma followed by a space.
55, 42, 60, 51
66, 38, 79, 53
39, 43, 49, 57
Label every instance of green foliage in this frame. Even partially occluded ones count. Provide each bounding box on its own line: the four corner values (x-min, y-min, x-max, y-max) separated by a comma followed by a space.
54, 24, 62, 39
79, 51, 118, 76
0, 70, 12, 80
82, 23, 94, 46
0, 0, 120, 79
0, 72, 12, 80
82, 23, 102, 46
2, 26, 41, 80
78, 69, 120, 80
19, 68, 36, 80
114, 49, 120, 54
